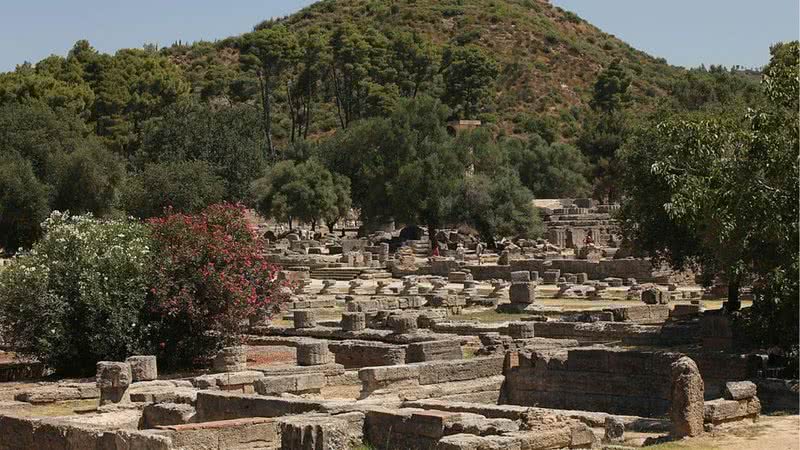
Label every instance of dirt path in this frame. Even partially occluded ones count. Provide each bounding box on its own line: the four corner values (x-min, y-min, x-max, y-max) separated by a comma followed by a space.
652, 415, 800, 450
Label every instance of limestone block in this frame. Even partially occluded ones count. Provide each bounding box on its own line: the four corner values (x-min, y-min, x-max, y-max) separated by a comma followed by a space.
704, 397, 761, 424
297, 340, 329, 366
508, 322, 535, 339
97, 362, 132, 405
255, 373, 325, 395
341, 312, 366, 331
281, 413, 362, 450
126, 355, 157, 382
670, 357, 705, 438
724, 381, 757, 400
510, 271, 531, 282
407, 340, 463, 363
294, 309, 317, 329
386, 314, 418, 333
642, 286, 668, 305
213, 346, 247, 372
575, 273, 588, 284
142, 402, 196, 428
542, 270, 560, 284
509, 283, 535, 304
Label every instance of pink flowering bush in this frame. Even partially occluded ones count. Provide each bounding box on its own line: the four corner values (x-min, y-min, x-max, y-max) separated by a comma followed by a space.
146, 203, 288, 368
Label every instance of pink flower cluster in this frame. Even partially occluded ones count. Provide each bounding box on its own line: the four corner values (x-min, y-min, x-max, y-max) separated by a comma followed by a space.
148, 203, 289, 338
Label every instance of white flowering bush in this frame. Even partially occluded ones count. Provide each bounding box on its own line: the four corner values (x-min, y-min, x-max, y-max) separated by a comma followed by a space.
0, 212, 151, 375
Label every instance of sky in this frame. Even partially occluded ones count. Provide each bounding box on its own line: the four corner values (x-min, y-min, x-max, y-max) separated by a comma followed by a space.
0, 0, 797, 72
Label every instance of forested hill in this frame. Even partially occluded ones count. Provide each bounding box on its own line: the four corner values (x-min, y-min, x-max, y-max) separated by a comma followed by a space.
162, 0, 684, 139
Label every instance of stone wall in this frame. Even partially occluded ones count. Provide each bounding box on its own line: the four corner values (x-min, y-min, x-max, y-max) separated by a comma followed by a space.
505, 348, 704, 437
358, 356, 506, 403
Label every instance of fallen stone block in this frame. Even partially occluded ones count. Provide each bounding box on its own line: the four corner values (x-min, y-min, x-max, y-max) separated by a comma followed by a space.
143, 402, 196, 428
97, 361, 132, 405
126, 355, 158, 382
724, 381, 757, 400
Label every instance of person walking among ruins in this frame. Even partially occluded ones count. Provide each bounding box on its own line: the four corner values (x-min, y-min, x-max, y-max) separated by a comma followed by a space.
475, 242, 485, 265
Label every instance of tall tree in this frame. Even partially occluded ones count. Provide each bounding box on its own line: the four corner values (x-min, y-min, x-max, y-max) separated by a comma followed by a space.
241, 25, 301, 158
329, 25, 372, 129
590, 59, 631, 113
252, 158, 350, 231
619, 42, 798, 326
441, 45, 498, 118
287, 30, 330, 141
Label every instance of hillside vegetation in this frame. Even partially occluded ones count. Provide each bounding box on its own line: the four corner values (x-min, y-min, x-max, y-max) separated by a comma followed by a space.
164, 0, 684, 139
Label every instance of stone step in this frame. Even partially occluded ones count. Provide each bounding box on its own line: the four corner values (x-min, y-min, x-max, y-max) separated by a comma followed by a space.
310, 268, 365, 280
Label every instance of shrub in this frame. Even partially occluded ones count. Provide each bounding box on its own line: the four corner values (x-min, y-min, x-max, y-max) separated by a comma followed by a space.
146, 203, 288, 368
0, 212, 151, 375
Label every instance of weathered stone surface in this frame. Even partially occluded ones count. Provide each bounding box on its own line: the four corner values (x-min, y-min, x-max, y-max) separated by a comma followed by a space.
341, 312, 366, 331
406, 340, 462, 363
507, 322, 535, 339
670, 356, 705, 438
280, 413, 363, 450
330, 340, 407, 368
143, 402, 196, 428
510, 271, 531, 282
386, 314, 418, 333
703, 397, 761, 424
213, 346, 247, 373
604, 416, 624, 442
96, 361, 132, 405
642, 286, 668, 305
294, 309, 317, 329
509, 283, 535, 304
126, 355, 157, 382
724, 381, 757, 400
14, 383, 100, 404
297, 340, 330, 366
255, 373, 325, 395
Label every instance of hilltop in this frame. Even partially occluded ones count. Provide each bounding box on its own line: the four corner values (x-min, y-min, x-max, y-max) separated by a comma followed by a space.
163, 0, 685, 138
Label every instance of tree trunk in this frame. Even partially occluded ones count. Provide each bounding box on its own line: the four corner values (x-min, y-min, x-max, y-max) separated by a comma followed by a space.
264, 73, 275, 159
726, 280, 741, 312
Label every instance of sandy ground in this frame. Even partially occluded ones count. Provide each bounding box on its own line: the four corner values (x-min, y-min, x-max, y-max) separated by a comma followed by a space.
644, 414, 800, 450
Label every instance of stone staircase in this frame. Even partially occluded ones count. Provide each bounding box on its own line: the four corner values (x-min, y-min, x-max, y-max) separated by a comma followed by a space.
309, 267, 364, 280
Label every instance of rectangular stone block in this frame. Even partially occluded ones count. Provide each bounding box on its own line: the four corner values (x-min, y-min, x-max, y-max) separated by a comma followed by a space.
406, 340, 463, 363
510, 271, 531, 282
509, 283, 535, 304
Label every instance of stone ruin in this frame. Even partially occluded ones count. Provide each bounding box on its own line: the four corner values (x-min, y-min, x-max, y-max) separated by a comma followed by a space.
0, 222, 790, 449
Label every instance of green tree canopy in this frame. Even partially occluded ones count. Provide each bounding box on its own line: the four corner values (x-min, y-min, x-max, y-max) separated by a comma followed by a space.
120, 160, 227, 219
252, 158, 351, 230
618, 42, 798, 351
136, 102, 267, 201
441, 45, 498, 118
511, 136, 591, 199
0, 155, 50, 252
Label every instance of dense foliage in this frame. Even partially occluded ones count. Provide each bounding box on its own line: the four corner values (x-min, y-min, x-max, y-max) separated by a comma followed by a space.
146, 204, 287, 368
0, 213, 151, 375
252, 158, 351, 230
619, 42, 799, 352
120, 160, 227, 219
